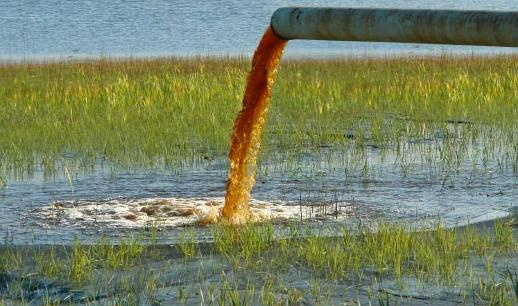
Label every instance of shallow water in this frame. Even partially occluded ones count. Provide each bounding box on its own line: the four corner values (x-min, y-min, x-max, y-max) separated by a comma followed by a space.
1, 0, 518, 61
1, 136, 516, 244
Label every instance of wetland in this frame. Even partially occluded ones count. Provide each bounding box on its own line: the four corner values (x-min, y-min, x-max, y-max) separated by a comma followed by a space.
1, 55, 517, 304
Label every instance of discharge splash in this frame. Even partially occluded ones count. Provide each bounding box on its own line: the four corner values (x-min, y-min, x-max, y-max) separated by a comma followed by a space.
222, 27, 287, 224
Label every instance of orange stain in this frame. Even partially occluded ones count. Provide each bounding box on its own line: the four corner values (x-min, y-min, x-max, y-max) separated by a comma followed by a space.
222, 27, 287, 224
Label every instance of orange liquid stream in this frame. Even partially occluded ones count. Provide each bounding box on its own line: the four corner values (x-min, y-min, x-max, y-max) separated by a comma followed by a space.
222, 27, 287, 224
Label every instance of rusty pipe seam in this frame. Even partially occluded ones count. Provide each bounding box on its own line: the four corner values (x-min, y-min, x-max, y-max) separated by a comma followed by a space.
270, 7, 518, 47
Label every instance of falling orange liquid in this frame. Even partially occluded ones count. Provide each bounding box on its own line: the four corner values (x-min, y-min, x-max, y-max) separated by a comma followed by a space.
222, 27, 287, 224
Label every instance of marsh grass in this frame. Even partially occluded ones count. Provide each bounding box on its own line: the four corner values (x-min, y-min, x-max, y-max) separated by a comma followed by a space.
34, 246, 61, 278
1, 56, 517, 180
178, 228, 199, 259
213, 222, 274, 267
92, 236, 144, 269
1, 220, 517, 304
495, 219, 515, 250
0, 234, 23, 273
68, 238, 94, 283
210, 220, 518, 302
508, 268, 518, 299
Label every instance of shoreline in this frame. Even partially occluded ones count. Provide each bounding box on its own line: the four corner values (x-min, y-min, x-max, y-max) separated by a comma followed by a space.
1, 51, 518, 66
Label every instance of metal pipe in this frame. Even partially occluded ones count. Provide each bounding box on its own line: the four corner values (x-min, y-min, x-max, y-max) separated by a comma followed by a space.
271, 7, 518, 47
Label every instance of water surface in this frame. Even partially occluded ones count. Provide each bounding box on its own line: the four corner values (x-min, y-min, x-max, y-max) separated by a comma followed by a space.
1, 142, 516, 244
1, 0, 517, 60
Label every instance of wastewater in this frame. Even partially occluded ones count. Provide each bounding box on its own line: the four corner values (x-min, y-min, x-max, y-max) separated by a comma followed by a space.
223, 27, 287, 223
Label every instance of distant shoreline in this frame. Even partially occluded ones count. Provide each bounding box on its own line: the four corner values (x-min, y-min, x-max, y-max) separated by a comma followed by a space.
1, 51, 517, 66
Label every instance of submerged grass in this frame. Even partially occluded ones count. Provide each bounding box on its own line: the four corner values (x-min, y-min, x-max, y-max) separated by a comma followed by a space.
0, 55, 517, 180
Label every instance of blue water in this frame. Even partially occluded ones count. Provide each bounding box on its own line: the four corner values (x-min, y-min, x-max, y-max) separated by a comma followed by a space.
1, 0, 517, 60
